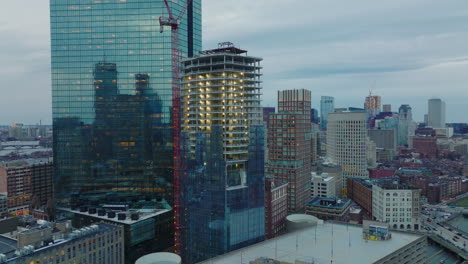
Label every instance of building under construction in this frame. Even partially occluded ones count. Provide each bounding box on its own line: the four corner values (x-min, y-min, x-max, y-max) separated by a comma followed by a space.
180, 43, 265, 263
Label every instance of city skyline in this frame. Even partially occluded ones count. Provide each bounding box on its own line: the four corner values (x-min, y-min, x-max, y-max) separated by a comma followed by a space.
1, 0, 468, 124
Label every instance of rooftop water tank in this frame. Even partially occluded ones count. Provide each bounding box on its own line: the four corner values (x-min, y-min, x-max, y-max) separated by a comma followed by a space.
286, 214, 319, 232
135, 253, 181, 264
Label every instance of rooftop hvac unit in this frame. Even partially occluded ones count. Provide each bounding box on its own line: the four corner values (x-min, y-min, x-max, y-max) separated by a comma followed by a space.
131, 213, 140, 221
117, 213, 126, 220
107, 211, 116, 218
97, 209, 106, 216
0, 254, 7, 263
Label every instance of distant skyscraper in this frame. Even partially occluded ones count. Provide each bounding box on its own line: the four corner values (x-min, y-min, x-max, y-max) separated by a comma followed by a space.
180, 44, 265, 263
263, 107, 275, 128
397, 104, 416, 146
364, 93, 382, 118
427, 98, 446, 128
268, 89, 312, 213
327, 111, 369, 190
311, 108, 319, 124
320, 96, 335, 130
383, 104, 392, 112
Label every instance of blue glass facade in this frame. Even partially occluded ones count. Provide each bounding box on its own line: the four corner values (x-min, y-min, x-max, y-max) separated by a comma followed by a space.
181, 125, 265, 263
320, 96, 335, 130
50, 0, 201, 207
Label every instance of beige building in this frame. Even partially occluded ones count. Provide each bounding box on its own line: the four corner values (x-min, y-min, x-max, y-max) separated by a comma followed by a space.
372, 184, 421, 231
327, 111, 369, 190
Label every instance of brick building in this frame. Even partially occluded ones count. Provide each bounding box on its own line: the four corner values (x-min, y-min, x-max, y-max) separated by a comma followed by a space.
265, 178, 288, 239
368, 168, 395, 179
347, 178, 373, 216
267, 89, 312, 213
0, 159, 53, 217
412, 136, 438, 159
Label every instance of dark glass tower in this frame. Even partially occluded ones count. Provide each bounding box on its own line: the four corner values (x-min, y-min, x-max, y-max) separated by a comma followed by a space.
50, 0, 201, 208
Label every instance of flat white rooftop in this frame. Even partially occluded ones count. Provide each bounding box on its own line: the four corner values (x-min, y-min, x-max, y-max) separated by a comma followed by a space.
198, 222, 424, 264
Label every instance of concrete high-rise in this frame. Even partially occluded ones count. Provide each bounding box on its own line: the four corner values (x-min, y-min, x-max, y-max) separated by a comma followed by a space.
320, 96, 335, 130
427, 98, 446, 128
327, 111, 369, 191
180, 44, 265, 262
51, 0, 201, 206
268, 89, 312, 213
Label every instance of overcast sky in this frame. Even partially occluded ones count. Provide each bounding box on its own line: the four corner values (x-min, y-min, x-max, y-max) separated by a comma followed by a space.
0, 0, 467, 125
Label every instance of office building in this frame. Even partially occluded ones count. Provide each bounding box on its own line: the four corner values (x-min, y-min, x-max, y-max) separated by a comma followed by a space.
198, 222, 427, 264
263, 107, 275, 162
320, 96, 335, 130
382, 104, 391, 112
397, 104, 416, 146
305, 197, 351, 221
367, 139, 377, 167
180, 44, 265, 262
0, 222, 124, 264
265, 178, 288, 239
427, 98, 446, 128
268, 89, 312, 213
0, 159, 53, 217
0, 194, 6, 218
64, 205, 172, 264
372, 184, 421, 230
327, 111, 369, 190
315, 162, 343, 197
368, 129, 397, 158
310, 172, 336, 198
310, 130, 319, 165
50, 0, 202, 206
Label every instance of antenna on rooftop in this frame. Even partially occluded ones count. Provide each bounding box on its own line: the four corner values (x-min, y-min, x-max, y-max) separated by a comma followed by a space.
275, 239, 278, 259
349, 231, 351, 248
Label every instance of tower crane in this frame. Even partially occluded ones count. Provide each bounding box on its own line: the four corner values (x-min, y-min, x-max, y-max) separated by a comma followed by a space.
159, 0, 193, 255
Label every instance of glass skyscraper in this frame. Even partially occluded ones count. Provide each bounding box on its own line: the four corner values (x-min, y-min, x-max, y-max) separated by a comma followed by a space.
50, 0, 201, 208
320, 96, 335, 130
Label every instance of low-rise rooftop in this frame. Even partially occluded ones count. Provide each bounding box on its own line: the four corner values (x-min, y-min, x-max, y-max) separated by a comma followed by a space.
198, 222, 425, 264
307, 197, 350, 209
62, 207, 171, 225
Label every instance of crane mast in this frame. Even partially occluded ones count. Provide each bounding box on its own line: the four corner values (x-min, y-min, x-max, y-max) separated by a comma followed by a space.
159, 0, 192, 255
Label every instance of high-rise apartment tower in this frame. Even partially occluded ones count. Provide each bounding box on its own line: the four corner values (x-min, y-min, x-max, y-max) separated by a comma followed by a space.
180, 43, 265, 263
